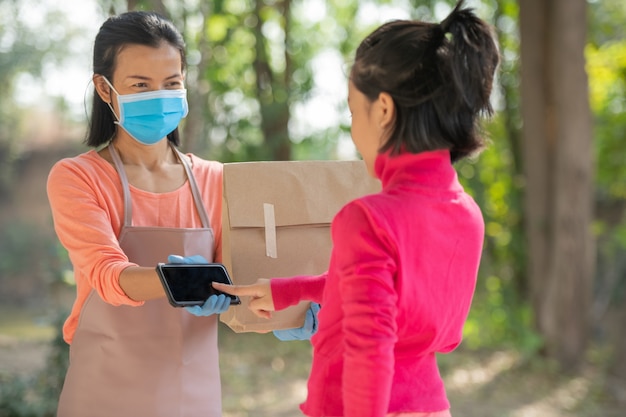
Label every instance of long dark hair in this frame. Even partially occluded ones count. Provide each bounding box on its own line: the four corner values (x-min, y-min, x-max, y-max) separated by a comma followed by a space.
86, 11, 187, 147
351, 0, 500, 162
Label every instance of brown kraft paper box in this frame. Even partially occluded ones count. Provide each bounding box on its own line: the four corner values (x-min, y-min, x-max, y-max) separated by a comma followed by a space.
219, 160, 381, 333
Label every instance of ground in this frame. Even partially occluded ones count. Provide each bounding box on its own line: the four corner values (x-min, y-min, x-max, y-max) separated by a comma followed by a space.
0, 306, 624, 417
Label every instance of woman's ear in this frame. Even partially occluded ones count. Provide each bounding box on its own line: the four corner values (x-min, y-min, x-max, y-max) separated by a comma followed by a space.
93, 74, 112, 104
378, 92, 396, 130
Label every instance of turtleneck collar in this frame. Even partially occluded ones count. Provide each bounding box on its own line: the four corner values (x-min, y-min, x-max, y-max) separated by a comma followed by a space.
373, 149, 462, 192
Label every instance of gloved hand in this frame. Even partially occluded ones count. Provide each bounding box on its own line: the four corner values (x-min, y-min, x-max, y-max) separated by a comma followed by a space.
185, 294, 231, 317
273, 302, 320, 341
167, 254, 210, 265
167, 254, 231, 316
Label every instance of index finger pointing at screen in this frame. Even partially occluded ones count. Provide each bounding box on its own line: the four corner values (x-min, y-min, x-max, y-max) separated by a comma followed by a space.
212, 279, 272, 299
212, 279, 275, 318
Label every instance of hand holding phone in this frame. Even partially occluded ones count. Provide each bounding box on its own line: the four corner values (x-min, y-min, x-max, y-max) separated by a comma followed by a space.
156, 262, 241, 308
185, 294, 232, 317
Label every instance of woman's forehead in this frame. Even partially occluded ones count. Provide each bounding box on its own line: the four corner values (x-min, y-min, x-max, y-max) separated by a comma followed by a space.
114, 42, 182, 76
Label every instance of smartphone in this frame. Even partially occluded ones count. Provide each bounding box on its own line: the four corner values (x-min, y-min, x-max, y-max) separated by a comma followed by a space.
156, 263, 241, 308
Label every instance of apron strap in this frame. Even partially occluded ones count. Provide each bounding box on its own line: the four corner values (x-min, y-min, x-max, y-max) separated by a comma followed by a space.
172, 146, 212, 229
108, 142, 211, 229
108, 144, 133, 227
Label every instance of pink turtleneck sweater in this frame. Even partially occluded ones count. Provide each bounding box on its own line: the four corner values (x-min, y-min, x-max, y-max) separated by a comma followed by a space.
270, 150, 484, 417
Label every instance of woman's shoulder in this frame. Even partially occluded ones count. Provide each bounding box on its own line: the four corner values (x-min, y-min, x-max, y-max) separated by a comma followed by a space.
48, 149, 116, 188
335, 193, 383, 226
333, 192, 401, 239
49, 149, 106, 175
188, 153, 223, 176
50, 148, 102, 168
343, 190, 388, 214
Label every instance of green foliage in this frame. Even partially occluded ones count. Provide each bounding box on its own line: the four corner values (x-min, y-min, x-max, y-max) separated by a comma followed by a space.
0, 222, 70, 290
586, 2, 626, 347
588, 0, 626, 47
456, 113, 540, 352
0, 0, 84, 195
587, 41, 626, 198
172, 0, 373, 162
0, 221, 70, 415
0, 311, 68, 417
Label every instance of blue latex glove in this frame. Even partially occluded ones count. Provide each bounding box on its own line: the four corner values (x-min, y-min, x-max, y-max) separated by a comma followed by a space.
185, 294, 231, 317
167, 254, 210, 265
167, 254, 231, 316
273, 302, 321, 341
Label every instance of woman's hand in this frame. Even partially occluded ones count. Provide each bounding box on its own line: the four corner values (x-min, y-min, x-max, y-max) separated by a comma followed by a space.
184, 294, 231, 317
273, 302, 320, 341
212, 279, 274, 319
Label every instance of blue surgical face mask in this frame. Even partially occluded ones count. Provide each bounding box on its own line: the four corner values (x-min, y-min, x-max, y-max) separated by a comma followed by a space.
102, 77, 188, 145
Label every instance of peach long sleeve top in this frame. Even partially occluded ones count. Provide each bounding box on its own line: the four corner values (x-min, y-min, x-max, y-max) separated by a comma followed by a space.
47, 149, 223, 344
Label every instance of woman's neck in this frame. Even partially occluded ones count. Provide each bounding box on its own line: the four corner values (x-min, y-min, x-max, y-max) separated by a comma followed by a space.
110, 135, 177, 169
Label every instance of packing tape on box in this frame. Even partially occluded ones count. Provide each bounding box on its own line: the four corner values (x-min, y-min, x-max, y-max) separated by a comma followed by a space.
263, 203, 277, 258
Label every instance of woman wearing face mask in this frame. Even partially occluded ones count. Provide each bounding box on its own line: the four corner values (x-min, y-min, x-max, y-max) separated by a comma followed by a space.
47, 11, 230, 417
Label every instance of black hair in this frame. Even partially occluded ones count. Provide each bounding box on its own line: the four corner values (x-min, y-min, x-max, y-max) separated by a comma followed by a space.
351, 0, 500, 162
86, 11, 187, 147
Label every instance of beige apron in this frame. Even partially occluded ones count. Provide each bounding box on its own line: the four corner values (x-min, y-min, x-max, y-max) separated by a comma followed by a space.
57, 144, 222, 417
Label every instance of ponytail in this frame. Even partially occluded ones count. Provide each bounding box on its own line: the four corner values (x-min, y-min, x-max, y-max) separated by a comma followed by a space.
439, 0, 500, 118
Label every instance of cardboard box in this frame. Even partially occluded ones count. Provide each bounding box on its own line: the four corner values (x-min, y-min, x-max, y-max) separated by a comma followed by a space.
219, 160, 381, 332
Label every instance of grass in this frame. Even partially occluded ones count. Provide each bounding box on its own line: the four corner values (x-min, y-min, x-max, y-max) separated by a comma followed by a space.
218, 324, 311, 417
0, 306, 56, 342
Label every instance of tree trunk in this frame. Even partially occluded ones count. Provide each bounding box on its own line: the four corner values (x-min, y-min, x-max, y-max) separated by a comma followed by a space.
253, 0, 292, 161
519, 0, 594, 369
180, 3, 212, 155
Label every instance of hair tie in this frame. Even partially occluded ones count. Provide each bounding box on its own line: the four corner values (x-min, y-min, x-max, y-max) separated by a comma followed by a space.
434, 24, 447, 47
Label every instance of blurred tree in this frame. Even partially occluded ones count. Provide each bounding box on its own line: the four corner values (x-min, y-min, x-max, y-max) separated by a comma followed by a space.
586, 0, 626, 379
0, 0, 75, 199
99, 0, 369, 162
194, 0, 366, 162
252, 0, 292, 160
519, 0, 594, 370
127, 0, 166, 15
488, 0, 526, 296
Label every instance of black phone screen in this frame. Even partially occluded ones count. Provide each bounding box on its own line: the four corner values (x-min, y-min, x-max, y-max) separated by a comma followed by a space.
156, 263, 241, 307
